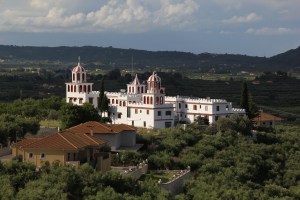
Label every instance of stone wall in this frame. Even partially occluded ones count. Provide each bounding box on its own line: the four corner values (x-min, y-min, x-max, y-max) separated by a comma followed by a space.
159, 170, 191, 195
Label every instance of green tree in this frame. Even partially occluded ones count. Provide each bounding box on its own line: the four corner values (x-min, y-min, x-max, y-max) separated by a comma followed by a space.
59, 103, 100, 129
240, 81, 258, 120
98, 79, 109, 117
0, 114, 39, 144
195, 116, 209, 126
240, 81, 250, 117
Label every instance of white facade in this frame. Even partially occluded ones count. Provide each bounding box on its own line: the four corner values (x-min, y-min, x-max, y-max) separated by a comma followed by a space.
66, 61, 99, 107
66, 63, 245, 128
106, 74, 175, 129
165, 96, 245, 124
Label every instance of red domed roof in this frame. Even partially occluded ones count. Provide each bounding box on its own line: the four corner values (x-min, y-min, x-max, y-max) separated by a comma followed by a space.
147, 72, 161, 82
72, 64, 85, 73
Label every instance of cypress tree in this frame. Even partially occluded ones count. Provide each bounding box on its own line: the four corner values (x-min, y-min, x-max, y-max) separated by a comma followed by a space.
240, 81, 250, 118
240, 81, 258, 120
98, 78, 109, 116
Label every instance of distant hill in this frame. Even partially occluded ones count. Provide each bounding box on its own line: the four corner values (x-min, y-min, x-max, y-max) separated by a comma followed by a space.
268, 46, 300, 68
0, 45, 299, 72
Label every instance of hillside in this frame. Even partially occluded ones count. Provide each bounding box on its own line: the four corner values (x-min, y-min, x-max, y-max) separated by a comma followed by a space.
0, 45, 299, 71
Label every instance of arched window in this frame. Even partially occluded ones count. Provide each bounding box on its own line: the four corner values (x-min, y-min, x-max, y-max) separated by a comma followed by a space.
179, 103, 181, 109
88, 85, 91, 92
156, 97, 159, 105
74, 86, 76, 92
119, 101, 122, 106
143, 96, 146, 104
83, 85, 86, 92
123, 101, 126, 106
150, 97, 153, 104
160, 89, 164, 94
141, 87, 144, 93
82, 74, 85, 82
79, 85, 82, 92
147, 96, 149, 104
112, 99, 115, 104
72, 74, 75, 81
77, 73, 80, 82
68, 85, 70, 92
71, 85, 73, 92
160, 96, 163, 104
132, 87, 134, 93
129, 87, 131, 93
137, 87, 140, 93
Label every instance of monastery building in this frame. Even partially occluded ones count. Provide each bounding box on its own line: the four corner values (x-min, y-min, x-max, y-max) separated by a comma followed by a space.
66, 61, 245, 129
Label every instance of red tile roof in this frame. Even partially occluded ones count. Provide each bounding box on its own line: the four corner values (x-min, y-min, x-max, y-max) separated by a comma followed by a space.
18, 131, 106, 151
12, 138, 42, 148
253, 112, 283, 123
67, 121, 136, 135
14, 122, 135, 151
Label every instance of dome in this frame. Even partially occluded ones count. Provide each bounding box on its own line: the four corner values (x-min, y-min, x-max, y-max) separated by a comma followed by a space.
147, 72, 161, 82
72, 64, 85, 73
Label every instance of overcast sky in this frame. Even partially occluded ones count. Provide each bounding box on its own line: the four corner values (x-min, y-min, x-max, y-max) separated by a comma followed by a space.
0, 0, 299, 57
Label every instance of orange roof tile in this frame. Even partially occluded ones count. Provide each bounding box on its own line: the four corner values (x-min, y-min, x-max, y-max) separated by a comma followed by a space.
12, 138, 42, 148
67, 121, 136, 135
20, 131, 106, 150
253, 112, 283, 123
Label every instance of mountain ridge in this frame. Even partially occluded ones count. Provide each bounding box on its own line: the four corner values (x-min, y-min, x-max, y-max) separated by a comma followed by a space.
0, 45, 299, 71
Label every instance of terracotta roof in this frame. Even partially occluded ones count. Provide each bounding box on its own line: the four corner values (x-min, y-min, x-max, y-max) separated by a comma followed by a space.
253, 112, 283, 123
67, 121, 136, 135
12, 138, 42, 148
20, 131, 106, 150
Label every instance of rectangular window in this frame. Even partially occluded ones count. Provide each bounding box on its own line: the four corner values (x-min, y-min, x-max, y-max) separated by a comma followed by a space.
199, 105, 202, 109
158, 111, 161, 116
185, 104, 188, 108
118, 113, 122, 119
205, 106, 208, 111
216, 106, 220, 111
165, 122, 172, 128
40, 153, 45, 159
147, 110, 149, 115
73, 153, 76, 160
67, 153, 71, 161
226, 105, 229, 110
193, 105, 197, 110
135, 109, 138, 114
144, 121, 146, 127
127, 108, 131, 118
28, 153, 34, 159
89, 98, 93, 104
165, 111, 171, 116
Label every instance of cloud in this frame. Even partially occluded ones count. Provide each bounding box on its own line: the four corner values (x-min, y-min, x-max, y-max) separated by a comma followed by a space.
30, 0, 48, 9
223, 13, 262, 24
0, 0, 200, 33
246, 27, 300, 35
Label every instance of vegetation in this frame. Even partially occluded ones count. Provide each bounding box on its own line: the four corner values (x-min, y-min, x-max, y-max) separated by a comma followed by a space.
1, 121, 300, 199
59, 103, 101, 130
240, 81, 258, 119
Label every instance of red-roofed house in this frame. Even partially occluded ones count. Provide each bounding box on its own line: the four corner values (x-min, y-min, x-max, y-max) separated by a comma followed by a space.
66, 121, 137, 151
12, 130, 110, 171
253, 111, 283, 126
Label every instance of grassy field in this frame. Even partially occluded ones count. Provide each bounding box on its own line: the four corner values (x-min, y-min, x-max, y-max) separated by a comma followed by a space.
40, 120, 60, 128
